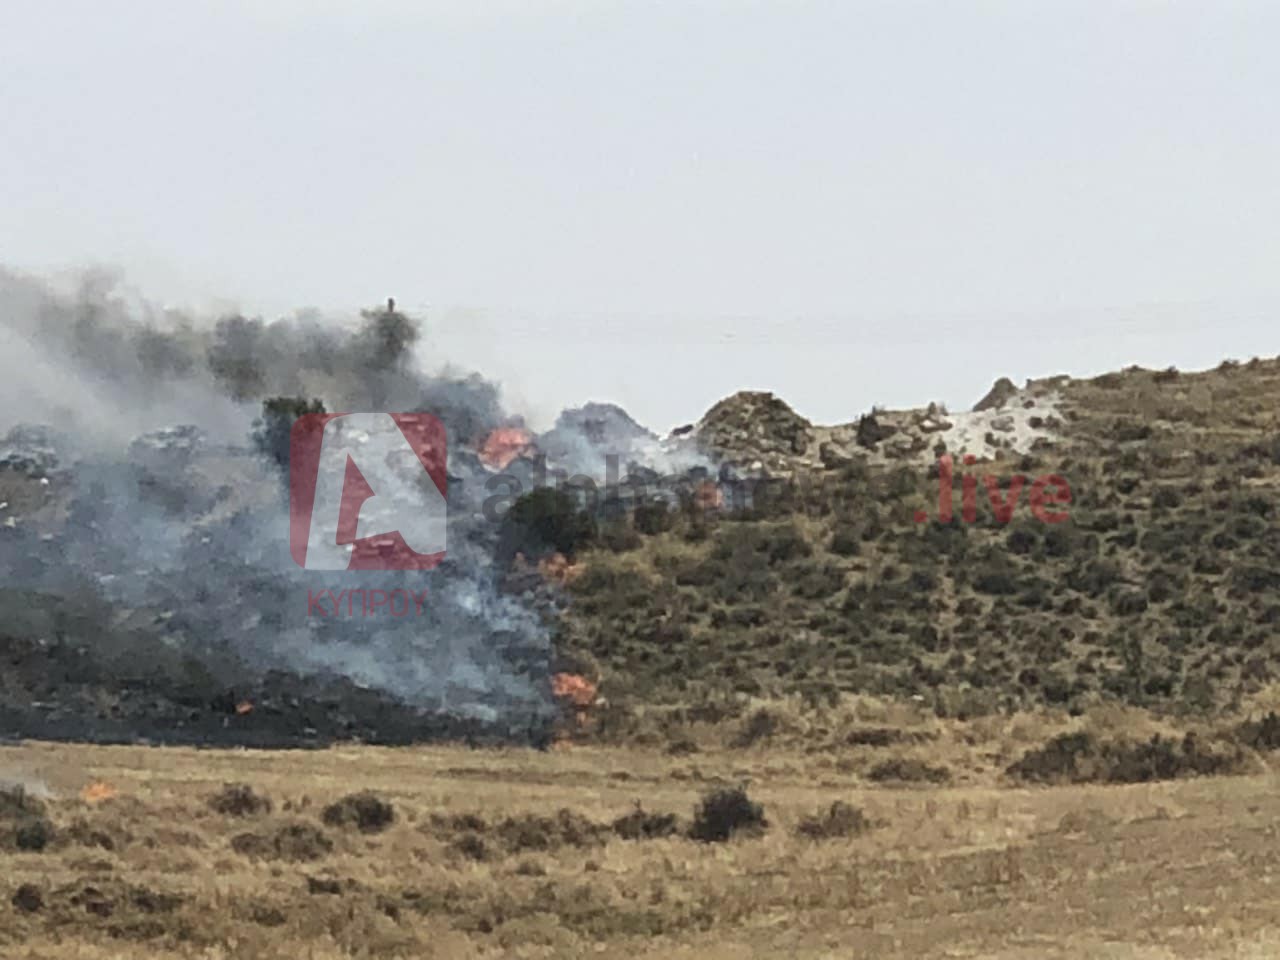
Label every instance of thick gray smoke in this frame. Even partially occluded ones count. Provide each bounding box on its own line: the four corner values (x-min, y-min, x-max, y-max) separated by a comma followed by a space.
0, 267, 559, 733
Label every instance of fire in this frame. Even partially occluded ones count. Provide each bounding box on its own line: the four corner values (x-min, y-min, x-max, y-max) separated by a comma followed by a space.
80, 781, 118, 804
551, 672, 597, 708
538, 551, 583, 585
235, 700, 254, 715
479, 427, 534, 469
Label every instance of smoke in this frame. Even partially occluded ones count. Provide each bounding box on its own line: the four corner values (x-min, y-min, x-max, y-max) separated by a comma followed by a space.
0, 266, 553, 732
537, 401, 713, 481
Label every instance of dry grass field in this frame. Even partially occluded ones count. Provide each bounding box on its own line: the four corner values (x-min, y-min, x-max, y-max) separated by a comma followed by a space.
3, 725, 1280, 960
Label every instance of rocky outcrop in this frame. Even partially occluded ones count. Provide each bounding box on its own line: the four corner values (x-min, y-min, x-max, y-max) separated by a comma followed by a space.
973, 377, 1018, 412
0, 424, 67, 478
694, 392, 814, 473
692, 380, 1065, 476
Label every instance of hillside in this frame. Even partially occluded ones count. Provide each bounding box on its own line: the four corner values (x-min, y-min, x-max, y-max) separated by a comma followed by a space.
5, 353, 1280, 757
558, 357, 1280, 731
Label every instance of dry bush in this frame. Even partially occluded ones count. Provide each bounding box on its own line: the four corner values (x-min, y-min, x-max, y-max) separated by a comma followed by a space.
843, 726, 934, 747
429, 811, 488, 834
611, 803, 680, 840
1236, 711, 1280, 752
866, 757, 951, 785
207, 782, 273, 817
665, 737, 700, 756
1006, 730, 1251, 785
689, 786, 767, 842
321, 791, 395, 833
494, 808, 607, 853
231, 821, 333, 861
430, 806, 607, 856
796, 800, 872, 840
0, 785, 55, 852
11, 883, 43, 913
448, 832, 490, 861
64, 816, 129, 851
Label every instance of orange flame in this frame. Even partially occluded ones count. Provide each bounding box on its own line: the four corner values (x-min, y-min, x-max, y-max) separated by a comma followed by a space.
479, 427, 534, 469
81, 781, 118, 804
235, 700, 254, 715
551, 672, 597, 708
538, 552, 583, 585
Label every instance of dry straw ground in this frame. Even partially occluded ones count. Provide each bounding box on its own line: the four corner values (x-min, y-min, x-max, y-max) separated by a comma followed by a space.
3, 713, 1280, 960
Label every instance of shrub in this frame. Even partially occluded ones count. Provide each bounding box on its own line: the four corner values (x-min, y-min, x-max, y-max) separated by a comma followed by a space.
1068, 559, 1122, 597
251, 396, 326, 470
791, 560, 847, 599
1007, 730, 1249, 785
597, 520, 642, 553
866, 757, 951, 785
495, 809, 607, 852
829, 526, 862, 557
1006, 526, 1038, 555
973, 570, 1019, 596
688, 786, 768, 842
1236, 712, 1280, 752
14, 817, 54, 852
11, 883, 43, 913
449, 833, 490, 861
232, 822, 333, 861
1113, 421, 1153, 443
796, 801, 871, 840
0, 786, 54, 853
712, 521, 811, 566
321, 791, 395, 834
1231, 565, 1280, 595
612, 804, 680, 840
731, 707, 782, 748
665, 737, 700, 756
498, 487, 597, 563
633, 500, 672, 536
207, 783, 272, 817
1110, 589, 1149, 617
844, 726, 932, 747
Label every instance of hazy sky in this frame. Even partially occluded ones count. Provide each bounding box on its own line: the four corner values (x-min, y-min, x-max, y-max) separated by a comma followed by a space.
3, 1, 1279, 430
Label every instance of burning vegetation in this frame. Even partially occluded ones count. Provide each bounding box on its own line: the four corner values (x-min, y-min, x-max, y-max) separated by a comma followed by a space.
0, 269, 732, 750
478, 426, 534, 469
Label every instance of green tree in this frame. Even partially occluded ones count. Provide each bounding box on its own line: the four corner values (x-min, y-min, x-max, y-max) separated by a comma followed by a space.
252, 396, 327, 471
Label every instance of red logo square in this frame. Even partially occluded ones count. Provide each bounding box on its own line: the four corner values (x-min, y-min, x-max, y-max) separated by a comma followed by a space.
289, 413, 447, 569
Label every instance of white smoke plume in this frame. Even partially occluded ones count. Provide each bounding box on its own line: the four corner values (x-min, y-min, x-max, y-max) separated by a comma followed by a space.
0, 266, 557, 739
